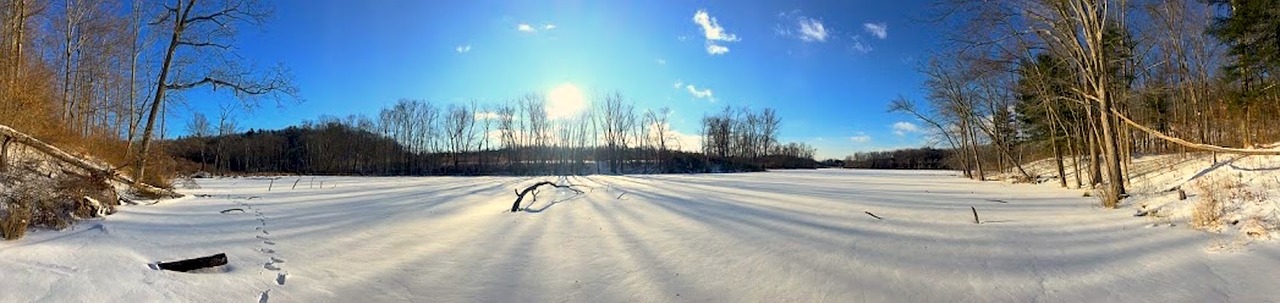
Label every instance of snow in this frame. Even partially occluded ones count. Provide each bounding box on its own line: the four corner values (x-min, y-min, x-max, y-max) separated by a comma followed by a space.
3, 170, 1279, 302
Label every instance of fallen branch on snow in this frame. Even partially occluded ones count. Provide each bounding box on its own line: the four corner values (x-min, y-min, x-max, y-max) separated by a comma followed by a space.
511, 181, 584, 212
864, 211, 883, 220
970, 206, 980, 224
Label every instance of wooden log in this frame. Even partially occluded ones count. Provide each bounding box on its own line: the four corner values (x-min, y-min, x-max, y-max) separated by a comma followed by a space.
155, 253, 228, 272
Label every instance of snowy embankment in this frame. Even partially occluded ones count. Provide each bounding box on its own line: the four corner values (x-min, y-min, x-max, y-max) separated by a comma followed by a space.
1019, 151, 1280, 244
2, 170, 1278, 302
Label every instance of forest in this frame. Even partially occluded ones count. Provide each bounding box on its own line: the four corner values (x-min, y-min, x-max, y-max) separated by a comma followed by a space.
166, 98, 819, 176
890, 0, 1280, 206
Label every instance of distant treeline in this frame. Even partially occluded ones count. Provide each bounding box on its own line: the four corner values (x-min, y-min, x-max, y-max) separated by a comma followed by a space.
167, 95, 818, 176
842, 147, 953, 170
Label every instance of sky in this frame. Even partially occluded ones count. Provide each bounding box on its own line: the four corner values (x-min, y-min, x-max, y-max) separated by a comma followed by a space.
177, 0, 942, 159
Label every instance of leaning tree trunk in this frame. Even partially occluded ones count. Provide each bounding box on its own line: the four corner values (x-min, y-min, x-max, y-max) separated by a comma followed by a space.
0, 124, 177, 197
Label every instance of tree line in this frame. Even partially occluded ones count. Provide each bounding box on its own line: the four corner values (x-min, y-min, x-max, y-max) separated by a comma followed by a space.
843, 148, 952, 170
0, 0, 295, 187
169, 95, 819, 176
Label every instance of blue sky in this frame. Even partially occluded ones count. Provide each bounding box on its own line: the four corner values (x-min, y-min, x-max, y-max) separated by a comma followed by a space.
177, 0, 940, 159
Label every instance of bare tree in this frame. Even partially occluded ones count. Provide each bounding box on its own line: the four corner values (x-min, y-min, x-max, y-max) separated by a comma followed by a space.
134, 0, 297, 185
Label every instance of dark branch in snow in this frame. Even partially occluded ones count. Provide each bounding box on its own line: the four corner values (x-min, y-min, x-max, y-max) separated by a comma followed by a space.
511, 181, 584, 212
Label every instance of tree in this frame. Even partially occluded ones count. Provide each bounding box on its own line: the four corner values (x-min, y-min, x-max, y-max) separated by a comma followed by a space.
133, 0, 297, 185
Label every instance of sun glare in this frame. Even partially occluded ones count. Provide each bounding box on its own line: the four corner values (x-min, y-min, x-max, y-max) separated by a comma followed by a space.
546, 83, 587, 120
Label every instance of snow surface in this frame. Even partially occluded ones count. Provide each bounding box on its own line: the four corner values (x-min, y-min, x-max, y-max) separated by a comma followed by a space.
2, 170, 1278, 302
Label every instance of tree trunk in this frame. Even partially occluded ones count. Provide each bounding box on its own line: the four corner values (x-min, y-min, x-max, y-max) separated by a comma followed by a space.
135, 0, 191, 186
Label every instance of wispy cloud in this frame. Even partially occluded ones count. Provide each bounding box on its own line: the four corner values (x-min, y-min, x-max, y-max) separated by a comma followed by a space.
850, 35, 873, 53
693, 9, 739, 55
474, 111, 501, 120
892, 121, 920, 136
798, 17, 828, 42
544, 24, 557, 30
850, 133, 871, 143
863, 23, 888, 39
673, 81, 684, 89
517, 23, 535, 32
685, 84, 715, 101
777, 11, 829, 43
455, 44, 471, 53
656, 58, 667, 65
705, 44, 729, 55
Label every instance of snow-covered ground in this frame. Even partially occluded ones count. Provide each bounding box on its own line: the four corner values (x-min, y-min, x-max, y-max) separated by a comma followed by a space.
2, 170, 1278, 302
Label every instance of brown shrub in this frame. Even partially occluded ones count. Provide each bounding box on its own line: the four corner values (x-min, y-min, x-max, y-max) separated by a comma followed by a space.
1, 204, 32, 240
1191, 177, 1226, 230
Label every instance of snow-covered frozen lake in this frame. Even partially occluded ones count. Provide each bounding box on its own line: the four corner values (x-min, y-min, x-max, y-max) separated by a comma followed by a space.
2, 169, 1277, 302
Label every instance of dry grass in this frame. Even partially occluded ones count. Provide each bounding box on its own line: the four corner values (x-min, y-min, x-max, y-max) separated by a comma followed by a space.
1191, 177, 1227, 230
1, 204, 31, 240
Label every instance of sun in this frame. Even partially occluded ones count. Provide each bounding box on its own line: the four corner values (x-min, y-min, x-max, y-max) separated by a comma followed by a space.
545, 83, 587, 120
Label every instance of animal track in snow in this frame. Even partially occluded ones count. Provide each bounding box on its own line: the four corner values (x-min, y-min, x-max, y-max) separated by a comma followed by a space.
263, 240, 275, 245
270, 256, 285, 263
264, 262, 281, 271
258, 290, 269, 303
260, 248, 275, 254
276, 272, 288, 285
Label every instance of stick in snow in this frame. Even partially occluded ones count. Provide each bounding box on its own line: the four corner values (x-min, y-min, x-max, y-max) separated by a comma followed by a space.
970, 206, 980, 224
220, 208, 245, 214
154, 253, 228, 272
511, 181, 584, 212
864, 211, 883, 220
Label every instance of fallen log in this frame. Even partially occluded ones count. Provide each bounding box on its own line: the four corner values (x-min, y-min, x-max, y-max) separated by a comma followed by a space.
511, 181, 583, 212
154, 253, 228, 272
0, 124, 179, 198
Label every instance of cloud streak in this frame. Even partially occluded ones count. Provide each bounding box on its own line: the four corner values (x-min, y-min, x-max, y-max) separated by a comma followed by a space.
693, 9, 739, 55
863, 23, 888, 39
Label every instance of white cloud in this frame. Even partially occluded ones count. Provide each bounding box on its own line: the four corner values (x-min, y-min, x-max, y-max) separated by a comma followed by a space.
693, 9, 739, 42
850, 35, 873, 53
455, 44, 471, 53
517, 23, 535, 32
685, 84, 714, 101
693, 9, 739, 55
673, 81, 684, 89
776, 11, 827, 43
863, 23, 888, 39
798, 17, 828, 42
656, 58, 666, 65
892, 121, 920, 136
544, 24, 557, 30
474, 111, 501, 120
850, 132, 871, 143
706, 43, 730, 55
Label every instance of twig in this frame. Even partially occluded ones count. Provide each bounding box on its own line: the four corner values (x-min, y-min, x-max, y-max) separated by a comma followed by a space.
292, 178, 300, 190
220, 208, 245, 214
864, 211, 883, 220
268, 179, 274, 191
617, 192, 627, 199
971, 206, 980, 224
